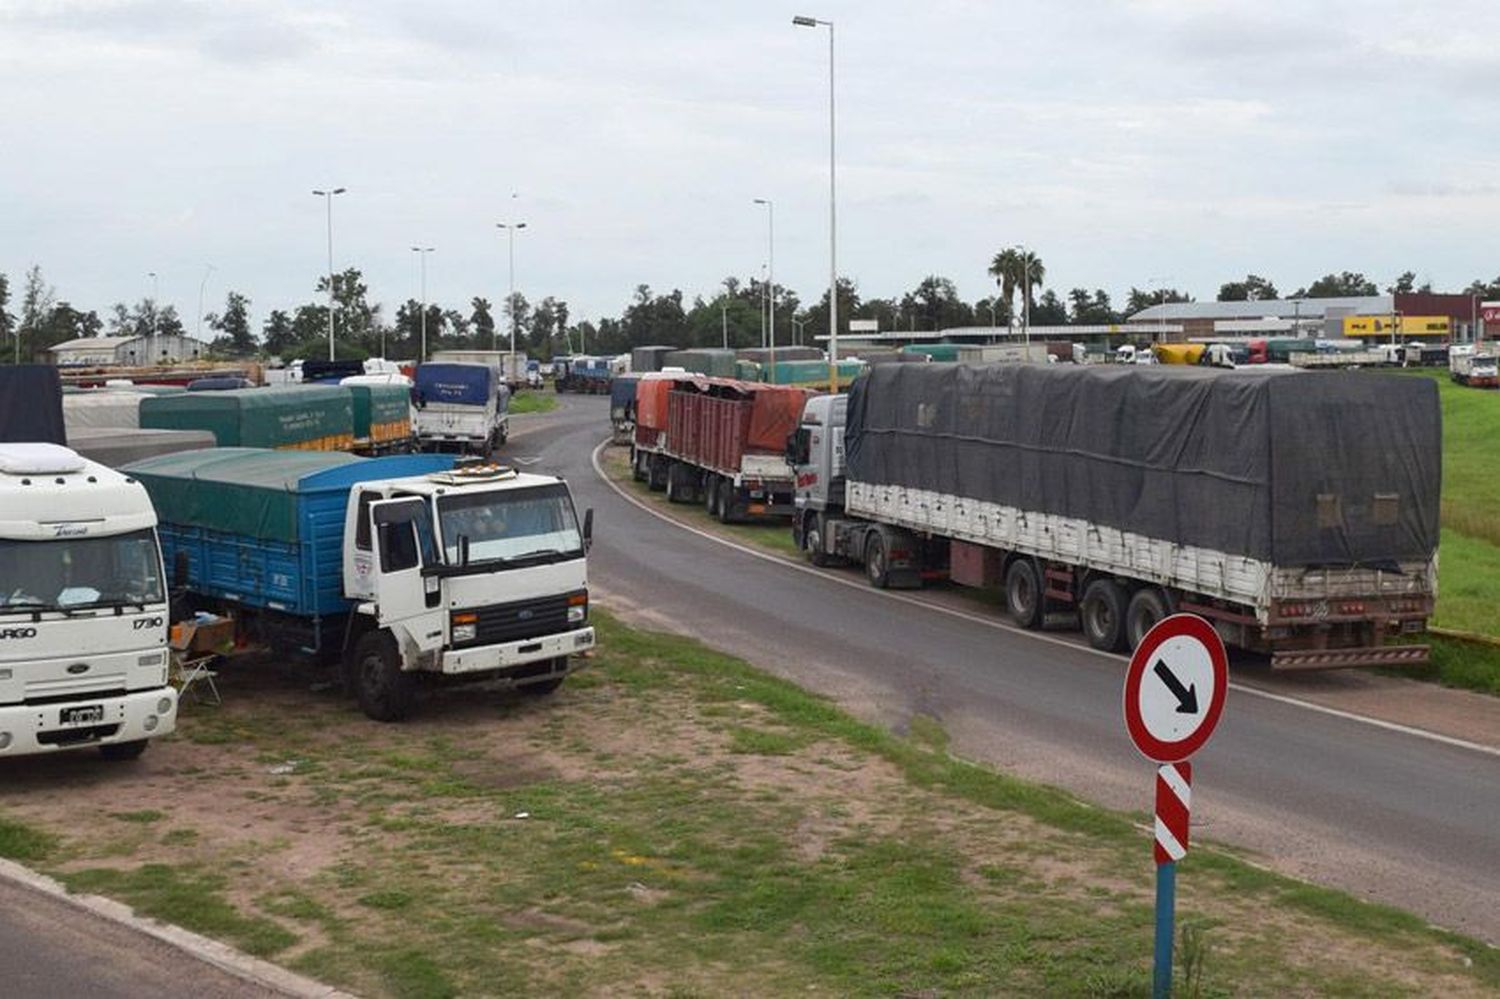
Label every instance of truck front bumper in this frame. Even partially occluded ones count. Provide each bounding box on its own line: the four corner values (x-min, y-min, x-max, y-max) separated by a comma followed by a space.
440, 626, 596, 677
0, 687, 177, 756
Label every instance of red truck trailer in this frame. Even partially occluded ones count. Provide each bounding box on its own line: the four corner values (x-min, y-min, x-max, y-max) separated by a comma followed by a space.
631, 376, 811, 522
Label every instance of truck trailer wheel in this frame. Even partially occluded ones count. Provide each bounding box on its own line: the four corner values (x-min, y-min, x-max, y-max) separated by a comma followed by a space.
665, 463, 687, 503
864, 534, 891, 589
647, 457, 668, 492
803, 513, 832, 567
703, 476, 719, 514
352, 631, 417, 722
1080, 579, 1128, 653
1125, 587, 1170, 649
99, 739, 149, 761
1004, 559, 1044, 630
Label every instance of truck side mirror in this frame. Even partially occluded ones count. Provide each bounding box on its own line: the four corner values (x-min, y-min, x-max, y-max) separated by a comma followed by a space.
172, 550, 190, 590
582, 508, 594, 552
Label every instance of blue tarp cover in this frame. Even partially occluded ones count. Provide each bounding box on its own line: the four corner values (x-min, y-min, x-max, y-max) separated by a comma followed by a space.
415, 363, 494, 407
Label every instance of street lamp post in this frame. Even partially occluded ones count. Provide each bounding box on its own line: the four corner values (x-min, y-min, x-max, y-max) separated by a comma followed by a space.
312, 187, 347, 361
793, 14, 837, 391
496, 201, 527, 387
147, 270, 159, 365
721, 296, 729, 349
754, 198, 777, 381
792, 317, 807, 346
410, 247, 435, 362
196, 264, 215, 342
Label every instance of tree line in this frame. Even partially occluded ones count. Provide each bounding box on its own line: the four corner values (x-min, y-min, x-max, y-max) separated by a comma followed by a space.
4, 256, 1498, 364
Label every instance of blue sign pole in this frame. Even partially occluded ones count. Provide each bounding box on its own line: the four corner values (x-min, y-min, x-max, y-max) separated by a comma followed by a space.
1153, 859, 1176, 998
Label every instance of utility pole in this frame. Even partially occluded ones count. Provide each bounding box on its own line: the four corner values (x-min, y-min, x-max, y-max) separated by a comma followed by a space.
793, 14, 837, 391
496, 194, 527, 385
410, 246, 434, 362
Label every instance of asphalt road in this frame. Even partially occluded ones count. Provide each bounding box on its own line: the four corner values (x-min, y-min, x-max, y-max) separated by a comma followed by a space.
510, 393, 1500, 944
0, 876, 283, 999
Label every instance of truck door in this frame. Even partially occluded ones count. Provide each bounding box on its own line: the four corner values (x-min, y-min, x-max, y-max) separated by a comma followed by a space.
368, 497, 445, 652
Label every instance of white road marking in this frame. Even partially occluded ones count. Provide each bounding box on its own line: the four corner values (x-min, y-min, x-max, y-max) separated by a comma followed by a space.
590, 440, 1500, 760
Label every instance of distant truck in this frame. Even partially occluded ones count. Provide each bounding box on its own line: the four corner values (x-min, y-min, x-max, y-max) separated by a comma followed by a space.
430, 349, 529, 391
609, 375, 638, 445
0, 443, 177, 760
1450, 345, 1500, 388
632, 376, 810, 522
790, 365, 1439, 670
412, 363, 509, 454
555, 356, 613, 394
127, 450, 596, 721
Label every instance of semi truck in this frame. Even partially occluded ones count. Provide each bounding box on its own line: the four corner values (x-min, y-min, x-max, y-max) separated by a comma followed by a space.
632, 376, 810, 522
610, 375, 638, 445
0, 443, 178, 760
412, 362, 510, 454
790, 364, 1439, 670
125, 449, 595, 721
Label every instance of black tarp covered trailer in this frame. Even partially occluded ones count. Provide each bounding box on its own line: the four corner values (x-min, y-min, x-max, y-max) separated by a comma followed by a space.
0, 365, 66, 445
844, 364, 1441, 569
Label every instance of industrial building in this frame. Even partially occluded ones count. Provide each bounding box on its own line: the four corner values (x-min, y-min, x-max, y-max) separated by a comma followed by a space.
1127, 293, 1480, 342
49, 333, 212, 367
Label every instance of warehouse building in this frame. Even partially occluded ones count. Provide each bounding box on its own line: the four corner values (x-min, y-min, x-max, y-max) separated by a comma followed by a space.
1128, 293, 1479, 342
49, 333, 211, 367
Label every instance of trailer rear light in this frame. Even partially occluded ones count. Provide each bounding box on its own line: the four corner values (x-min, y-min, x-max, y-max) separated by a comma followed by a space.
1280, 603, 1307, 618
1337, 601, 1366, 615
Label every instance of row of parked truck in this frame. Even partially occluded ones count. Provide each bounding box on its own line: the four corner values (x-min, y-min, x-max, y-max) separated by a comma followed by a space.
0, 365, 596, 762
622, 363, 1441, 672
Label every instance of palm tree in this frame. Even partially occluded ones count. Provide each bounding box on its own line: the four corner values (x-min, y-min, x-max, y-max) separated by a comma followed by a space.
987, 247, 1045, 318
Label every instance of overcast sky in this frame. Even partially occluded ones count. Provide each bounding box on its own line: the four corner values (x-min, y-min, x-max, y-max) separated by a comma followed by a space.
3, 0, 1499, 329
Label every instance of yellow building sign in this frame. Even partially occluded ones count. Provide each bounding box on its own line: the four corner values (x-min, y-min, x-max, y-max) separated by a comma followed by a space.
1342, 315, 1450, 337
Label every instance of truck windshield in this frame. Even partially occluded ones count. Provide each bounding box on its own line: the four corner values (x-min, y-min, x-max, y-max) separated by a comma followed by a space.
0, 529, 164, 611
438, 483, 582, 566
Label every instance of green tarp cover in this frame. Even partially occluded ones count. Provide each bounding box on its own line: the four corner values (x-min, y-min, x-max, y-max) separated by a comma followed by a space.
126, 448, 360, 543
347, 383, 410, 437
139, 386, 352, 447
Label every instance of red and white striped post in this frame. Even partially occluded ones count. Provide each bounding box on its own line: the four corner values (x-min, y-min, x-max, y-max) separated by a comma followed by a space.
1152, 761, 1191, 997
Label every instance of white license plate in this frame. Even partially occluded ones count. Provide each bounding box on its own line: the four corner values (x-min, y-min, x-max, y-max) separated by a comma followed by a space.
59, 704, 104, 726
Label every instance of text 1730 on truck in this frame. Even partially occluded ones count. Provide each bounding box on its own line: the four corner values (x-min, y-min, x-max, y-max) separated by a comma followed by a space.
791, 364, 1438, 669
125, 450, 595, 720
0, 443, 177, 760
631, 375, 811, 522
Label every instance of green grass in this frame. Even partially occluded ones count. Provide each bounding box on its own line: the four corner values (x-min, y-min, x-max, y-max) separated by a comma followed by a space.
63, 865, 298, 958
1, 611, 1494, 995
0, 815, 56, 862
508, 392, 558, 415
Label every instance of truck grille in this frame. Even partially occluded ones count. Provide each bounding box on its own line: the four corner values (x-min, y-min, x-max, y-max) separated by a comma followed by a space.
462, 592, 579, 648
25, 674, 129, 705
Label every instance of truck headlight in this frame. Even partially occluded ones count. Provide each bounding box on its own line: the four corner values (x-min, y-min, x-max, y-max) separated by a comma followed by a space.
567, 591, 588, 624
452, 612, 478, 644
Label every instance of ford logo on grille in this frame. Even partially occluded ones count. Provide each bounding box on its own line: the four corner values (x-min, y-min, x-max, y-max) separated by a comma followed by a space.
517, 610, 534, 620
67, 663, 90, 675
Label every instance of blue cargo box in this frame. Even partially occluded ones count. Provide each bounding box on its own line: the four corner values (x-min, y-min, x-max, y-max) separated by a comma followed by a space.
127, 449, 457, 619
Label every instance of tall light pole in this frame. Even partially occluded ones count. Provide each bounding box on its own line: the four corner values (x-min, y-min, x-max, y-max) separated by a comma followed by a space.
410, 246, 434, 362
496, 198, 527, 384
1016, 245, 1032, 346
721, 295, 729, 349
759, 262, 768, 350
754, 197, 777, 381
793, 14, 836, 391
196, 263, 215, 341
312, 187, 346, 361
147, 270, 159, 365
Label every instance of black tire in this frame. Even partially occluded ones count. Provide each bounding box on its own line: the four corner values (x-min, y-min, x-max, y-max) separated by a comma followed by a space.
1080, 579, 1128, 653
99, 739, 148, 761
864, 533, 891, 589
803, 513, 832, 567
1005, 558, 1044, 630
703, 476, 719, 514
631, 449, 647, 482
351, 631, 417, 722
1126, 587, 1171, 650
665, 464, 685, 503
716, 485, 737, 524
647, 457, 667, 492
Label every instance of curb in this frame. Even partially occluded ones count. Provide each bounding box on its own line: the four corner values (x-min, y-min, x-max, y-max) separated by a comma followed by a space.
0, 857, 357, 998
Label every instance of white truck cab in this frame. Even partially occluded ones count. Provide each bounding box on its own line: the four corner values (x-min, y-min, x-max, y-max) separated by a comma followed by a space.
340, 462, 595, 720
0, 444, 176, 760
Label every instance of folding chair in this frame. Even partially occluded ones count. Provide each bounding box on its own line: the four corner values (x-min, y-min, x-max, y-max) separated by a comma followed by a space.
172, 650, 221, 706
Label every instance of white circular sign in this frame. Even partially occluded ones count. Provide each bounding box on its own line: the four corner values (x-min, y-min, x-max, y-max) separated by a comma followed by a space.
1123, 614, 1229, 763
